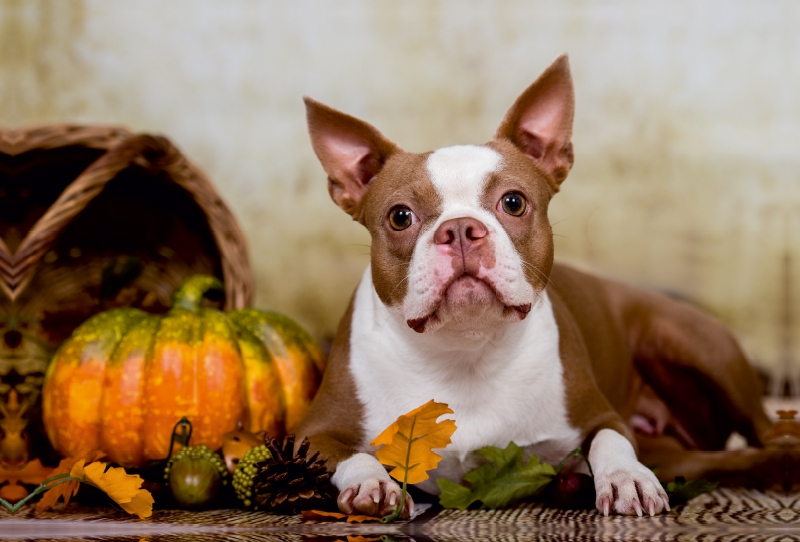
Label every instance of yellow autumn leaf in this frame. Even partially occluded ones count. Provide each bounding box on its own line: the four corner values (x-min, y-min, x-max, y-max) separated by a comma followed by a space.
70, 460, 154, 518
371, 400, 456, 485
118, 490, 156, 518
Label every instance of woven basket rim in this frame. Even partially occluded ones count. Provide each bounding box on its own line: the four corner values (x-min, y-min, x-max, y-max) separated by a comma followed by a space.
0, 124, 253, 310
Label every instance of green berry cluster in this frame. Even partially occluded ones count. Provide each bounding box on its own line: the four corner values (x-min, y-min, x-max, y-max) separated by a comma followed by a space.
232, 444, 272, 508
164, 445, 229, 485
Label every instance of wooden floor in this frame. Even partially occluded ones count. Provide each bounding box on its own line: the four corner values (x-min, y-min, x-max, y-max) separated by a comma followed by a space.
3, 488, 800, 541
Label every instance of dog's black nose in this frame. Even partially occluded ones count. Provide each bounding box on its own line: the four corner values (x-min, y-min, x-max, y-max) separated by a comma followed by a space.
3, 329, 22, 349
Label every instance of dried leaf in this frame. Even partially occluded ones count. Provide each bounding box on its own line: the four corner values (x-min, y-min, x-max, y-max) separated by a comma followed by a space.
437, 441, 555, 509
301, 509, 346, 521
345, 514, 382, 523
36, 450, 105, 512
301, 510, 381, 523
70, 460, 154, 518
371, 400, 457, 485
118, 489, 156, 518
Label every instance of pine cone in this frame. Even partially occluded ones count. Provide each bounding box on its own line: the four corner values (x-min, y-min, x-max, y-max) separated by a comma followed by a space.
252, 434, 336, 514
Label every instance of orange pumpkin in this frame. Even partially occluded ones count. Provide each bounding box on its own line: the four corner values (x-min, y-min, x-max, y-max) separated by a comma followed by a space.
41, 275, 324, 467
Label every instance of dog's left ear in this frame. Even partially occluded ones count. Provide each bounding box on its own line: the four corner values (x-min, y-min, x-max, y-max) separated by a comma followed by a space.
496, 54, 575, 191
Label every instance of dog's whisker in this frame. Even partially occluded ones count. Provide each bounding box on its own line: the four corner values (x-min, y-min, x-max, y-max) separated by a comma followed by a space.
521, 261, 554, 287
534, 289, 552, 310
387, 274, 410, 299
365, 275, 413, 314
519, 260, 555, 288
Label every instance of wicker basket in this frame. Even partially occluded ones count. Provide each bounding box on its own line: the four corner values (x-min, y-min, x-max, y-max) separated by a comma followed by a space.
1, 123, 252, 327
0, 125, 254, 462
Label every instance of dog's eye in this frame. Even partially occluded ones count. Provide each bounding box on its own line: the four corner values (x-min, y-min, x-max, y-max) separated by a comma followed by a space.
499, 192, 527, 217
388, 206, 418, 231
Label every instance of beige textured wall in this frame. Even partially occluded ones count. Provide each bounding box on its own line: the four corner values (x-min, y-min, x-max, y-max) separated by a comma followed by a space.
4, 1, 800, 381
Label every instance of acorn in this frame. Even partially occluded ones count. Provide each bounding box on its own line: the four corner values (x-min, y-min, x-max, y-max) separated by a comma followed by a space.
164, 445, 228, 508
232, 444, 271, 508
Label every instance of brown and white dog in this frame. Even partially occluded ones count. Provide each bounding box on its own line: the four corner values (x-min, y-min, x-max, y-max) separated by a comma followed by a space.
296, 54, 772, 517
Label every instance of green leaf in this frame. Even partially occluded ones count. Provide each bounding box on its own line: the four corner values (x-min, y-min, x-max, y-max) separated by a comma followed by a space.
437, 478, 474, 509
475, 441, 525, 469
437, 442, 556, 510
662, 476, 718, 505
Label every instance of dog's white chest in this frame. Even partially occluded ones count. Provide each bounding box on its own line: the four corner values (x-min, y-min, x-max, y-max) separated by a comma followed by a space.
347, 268, 582, 490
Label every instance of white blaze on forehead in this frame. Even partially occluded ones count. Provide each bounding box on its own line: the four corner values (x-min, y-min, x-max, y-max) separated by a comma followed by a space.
426, 145, 502, 207
402, 143, 533, 326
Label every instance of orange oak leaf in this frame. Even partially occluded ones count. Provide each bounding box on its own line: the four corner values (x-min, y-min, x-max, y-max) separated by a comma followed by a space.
301, 510, 381, 523
0, 459, 53, 503
301, 509, 346, 521
345, 514, 382, 524
371, 400, 457, 485
70, 460, 154, 518
36, 450, 105, 512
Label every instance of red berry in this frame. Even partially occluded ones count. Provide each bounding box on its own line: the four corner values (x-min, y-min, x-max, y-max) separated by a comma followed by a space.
554, 472, 596, 509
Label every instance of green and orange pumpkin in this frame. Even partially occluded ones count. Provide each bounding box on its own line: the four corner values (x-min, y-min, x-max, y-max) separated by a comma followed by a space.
42, 275, 325, 467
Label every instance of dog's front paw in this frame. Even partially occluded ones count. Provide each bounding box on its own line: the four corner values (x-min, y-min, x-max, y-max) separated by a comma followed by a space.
589, 428, 669, 516
337, 478, 415, 518
594, 463, 669, 516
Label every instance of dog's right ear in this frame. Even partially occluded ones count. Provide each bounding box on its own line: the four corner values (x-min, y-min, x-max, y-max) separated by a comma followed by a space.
304, 97, 399, 219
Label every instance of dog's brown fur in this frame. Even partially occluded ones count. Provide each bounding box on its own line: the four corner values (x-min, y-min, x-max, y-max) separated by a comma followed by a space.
297, 55, 787, 515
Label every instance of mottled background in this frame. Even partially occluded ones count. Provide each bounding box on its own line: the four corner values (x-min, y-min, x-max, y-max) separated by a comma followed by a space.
3, 1, 799, 387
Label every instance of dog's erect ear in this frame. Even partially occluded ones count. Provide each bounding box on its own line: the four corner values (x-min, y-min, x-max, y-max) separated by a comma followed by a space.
495, 54, 575, 191
304, 97, 399, 218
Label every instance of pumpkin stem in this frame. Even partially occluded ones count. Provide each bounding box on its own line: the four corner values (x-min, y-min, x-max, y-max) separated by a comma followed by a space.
172, 275, 225, 313
166, 416, 193, 460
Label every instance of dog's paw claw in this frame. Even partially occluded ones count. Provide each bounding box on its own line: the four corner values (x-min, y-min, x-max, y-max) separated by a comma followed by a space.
595, 466, 669, 516
599, 496, 610, 517
337, 478, 414, 518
